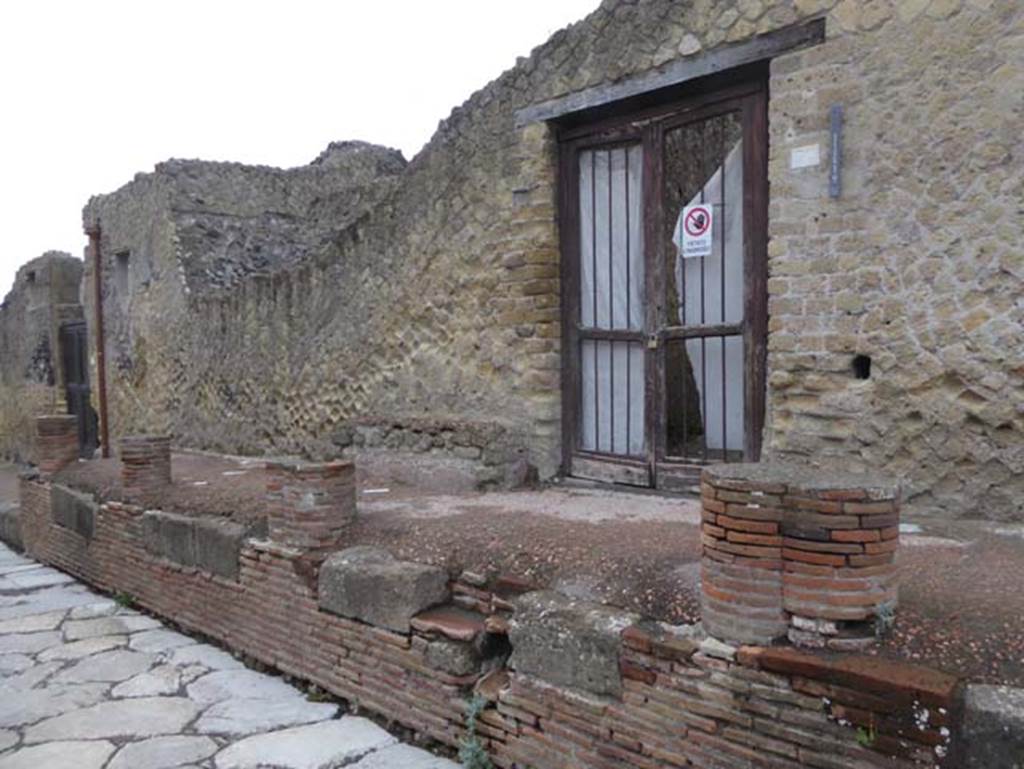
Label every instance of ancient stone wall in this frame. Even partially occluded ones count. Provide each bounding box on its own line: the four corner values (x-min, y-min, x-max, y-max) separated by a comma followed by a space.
762, 0, 1024, 522
80, 0, 1023, 517
0, 252, 84, 461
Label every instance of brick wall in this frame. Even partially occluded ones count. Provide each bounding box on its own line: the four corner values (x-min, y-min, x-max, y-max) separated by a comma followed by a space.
14, 475, 959, 768
34, 415, 79, 477
701, 464, 900, 651
119, 435, 172, 501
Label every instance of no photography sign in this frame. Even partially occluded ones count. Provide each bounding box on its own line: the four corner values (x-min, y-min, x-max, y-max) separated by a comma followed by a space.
681, 203, 713, 258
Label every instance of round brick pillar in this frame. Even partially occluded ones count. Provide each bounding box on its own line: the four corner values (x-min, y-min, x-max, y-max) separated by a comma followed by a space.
35, 415, 79, 476
265, 459, 356, 552
701, 463, 900, 650
120, 435, 172, 502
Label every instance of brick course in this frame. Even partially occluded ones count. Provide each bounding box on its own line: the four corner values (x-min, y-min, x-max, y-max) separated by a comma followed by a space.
265, 459, 356, 553
35, 415, 79, 476
120, 434, 172, 502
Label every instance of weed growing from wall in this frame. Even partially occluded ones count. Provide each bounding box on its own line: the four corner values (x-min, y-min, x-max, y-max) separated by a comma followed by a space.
459, 695, 494, 769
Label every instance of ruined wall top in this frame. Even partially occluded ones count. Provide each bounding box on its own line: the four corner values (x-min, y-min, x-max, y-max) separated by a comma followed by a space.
82, 140, 407, 293
2, 252, 83, 374
2, 252, 82, 311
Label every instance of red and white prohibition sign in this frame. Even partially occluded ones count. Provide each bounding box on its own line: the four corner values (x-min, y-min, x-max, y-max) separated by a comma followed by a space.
680, 203, 713, 258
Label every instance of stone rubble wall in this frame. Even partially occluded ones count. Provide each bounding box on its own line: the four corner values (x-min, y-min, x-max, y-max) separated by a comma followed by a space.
332, 416, 536, 490
762, 0, 1023, 522
71, 0, 1023, 519
0, 252, 84, 462
10, 473, 966, 769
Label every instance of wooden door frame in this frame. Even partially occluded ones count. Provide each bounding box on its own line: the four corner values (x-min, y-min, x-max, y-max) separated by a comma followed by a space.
557, 71, 769, 485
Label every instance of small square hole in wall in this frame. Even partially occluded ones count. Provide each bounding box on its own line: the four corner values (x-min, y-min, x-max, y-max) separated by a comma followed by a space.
115, 251, 130, 296
26, 271, 36, 284
852, 354, 871, 380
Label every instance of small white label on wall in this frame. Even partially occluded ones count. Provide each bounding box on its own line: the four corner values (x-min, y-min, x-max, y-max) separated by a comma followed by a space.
790, 144, 821, 169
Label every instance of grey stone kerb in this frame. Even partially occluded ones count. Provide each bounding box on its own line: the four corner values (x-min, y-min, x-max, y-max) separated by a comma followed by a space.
508, 590, 638, 698
51, 484, 98, 541
318, 546, 449, 633
140, 510, 250, 580
962, 684, 1024, 769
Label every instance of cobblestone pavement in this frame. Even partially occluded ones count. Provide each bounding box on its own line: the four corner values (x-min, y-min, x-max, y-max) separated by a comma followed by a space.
0, 542, 457, 769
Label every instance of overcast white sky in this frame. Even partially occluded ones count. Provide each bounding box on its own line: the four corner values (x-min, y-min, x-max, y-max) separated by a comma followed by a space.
0, 0, 597, 299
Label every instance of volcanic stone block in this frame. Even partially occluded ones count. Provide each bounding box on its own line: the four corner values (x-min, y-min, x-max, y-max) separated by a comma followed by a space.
50, 484, 97, 540
963, 684, 1024, 769
0, 506, 22, 551
508, 590, 637, 698
425, 639, 480, 677
141, 510, 197, 568
318, 546, 449, 633
194, 518, 248, 580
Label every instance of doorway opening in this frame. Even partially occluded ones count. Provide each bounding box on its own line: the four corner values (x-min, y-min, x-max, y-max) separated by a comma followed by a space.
558, 71, 768, 490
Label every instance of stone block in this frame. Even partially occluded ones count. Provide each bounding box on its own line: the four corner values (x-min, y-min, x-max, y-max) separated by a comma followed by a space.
50, 484, 96, 540
508, 590, 637, 698
963, 684, 1024, 769
141, 511, 197, 568
318, 546, 449, 633
424, 639, 480, 677
194, 518, 248, 580
0, 506, 23, 551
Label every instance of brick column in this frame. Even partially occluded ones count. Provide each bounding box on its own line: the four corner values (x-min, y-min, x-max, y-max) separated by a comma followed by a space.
265, 460, 356, 552
35, 415, 79, 476
701, 464, 900, 650
120, 435, 172, 502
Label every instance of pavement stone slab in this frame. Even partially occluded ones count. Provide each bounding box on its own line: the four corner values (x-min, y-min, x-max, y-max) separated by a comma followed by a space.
0, 630, 62, 655
213, 717, 398, 769
0, 585, 100, 622
130, 628, 198, 654
0, 660, 63, 691
195, 697, 339, 737
0, 552, 33, 570
0, 740, 116, 769
169, 643, 244, 671
0, 610, 65, 635
107, 735, 219, 769
0, 683, 109, 728
113, 664, 183, 697
0, 654, 32, 675
0, 564, 41, 576
68, 600, 119, 619
348, 743, 459, 768
2, 569, 75, 591
50, 648, 156, 684
64, 614, 163, 640
188, 669, 305, 706
0, 729, 16, 752
23, 696, 200, 743
37, 634, 126, 661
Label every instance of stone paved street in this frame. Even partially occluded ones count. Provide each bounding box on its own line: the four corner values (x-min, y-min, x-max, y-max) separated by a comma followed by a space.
0, 542, 457, 769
